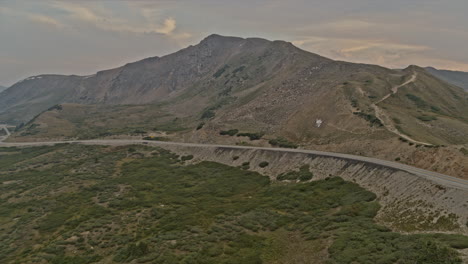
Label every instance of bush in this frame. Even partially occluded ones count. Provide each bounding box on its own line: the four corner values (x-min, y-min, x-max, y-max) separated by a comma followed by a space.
237, 132, 264, 140
241, 162, 250, 170
47, 104, 63, 111
213, 65, 229, 78
417, 115, 437, 122
196, 122, 205, 130
392, 118, 402, 124
143, 136, 166, 141
181, 155, 194, 161
258, 161, 269, 168
220, 129, 239, 136
353, 112, 383, 127
114, 242, 149, 262
406, 93, 428, 108
277, 165, 313, 181
201, 110, 215, 119
269, 137, 298, 148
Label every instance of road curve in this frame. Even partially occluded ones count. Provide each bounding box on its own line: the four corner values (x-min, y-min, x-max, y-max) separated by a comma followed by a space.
0, 124, 11, 142
1, 139, 467, 190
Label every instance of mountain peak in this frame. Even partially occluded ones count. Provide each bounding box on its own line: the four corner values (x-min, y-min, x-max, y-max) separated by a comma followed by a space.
200, 34, 277, 46
200, 34, 244, 44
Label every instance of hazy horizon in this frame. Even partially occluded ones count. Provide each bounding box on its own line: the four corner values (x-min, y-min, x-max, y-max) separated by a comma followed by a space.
2, 0, 468, 86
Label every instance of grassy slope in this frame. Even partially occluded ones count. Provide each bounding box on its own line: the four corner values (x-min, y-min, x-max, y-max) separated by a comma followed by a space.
0, 145, 467, 264
379, 67, 468, 145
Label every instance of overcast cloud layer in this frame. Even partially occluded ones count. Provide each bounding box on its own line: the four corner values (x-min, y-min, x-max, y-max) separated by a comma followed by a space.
1, 0, 468, 86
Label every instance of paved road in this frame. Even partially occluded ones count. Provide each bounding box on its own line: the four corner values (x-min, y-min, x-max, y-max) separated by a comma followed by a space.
1, 139, 467, 191
0, 124, 11, 142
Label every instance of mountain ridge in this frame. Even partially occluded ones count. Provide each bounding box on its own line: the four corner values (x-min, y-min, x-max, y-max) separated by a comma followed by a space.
3, 34, 468, 178
0, 34, 332, 123
425, 66, 468, 91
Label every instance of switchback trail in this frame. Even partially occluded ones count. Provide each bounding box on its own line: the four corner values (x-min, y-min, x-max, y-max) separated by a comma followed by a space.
370, 73, 431, 145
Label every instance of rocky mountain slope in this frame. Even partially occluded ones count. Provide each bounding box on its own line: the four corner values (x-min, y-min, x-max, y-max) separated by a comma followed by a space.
1, 35, 324, 124
425, 67, 468, 91
3, 35, 468, 177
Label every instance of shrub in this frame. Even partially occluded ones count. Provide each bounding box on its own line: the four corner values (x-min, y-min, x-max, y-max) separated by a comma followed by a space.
47, 104, 63, 111
114, 242, 149, 262
240, 162, 250, 170
417, 115, 437, 122
406, 93, 428, 108
220, 129, 239, 136
143, 136, 166, 141
431, 105, 441, 113
277, 165, 313, 181
237, 132, 264, 140
181, 155, 194, 161
460, 148, 468, 156
269, 137, 298, 148
353, 112, 383, 127
259, 161, 269, 168
201, 110, 215, 119
392, 118, 402, 124
213, 65, 229, 78
232, 66, 246, 74
196, 122, 205, 130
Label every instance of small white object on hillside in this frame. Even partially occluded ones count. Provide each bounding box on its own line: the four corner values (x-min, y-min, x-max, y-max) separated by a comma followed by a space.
316, 119, 323, 128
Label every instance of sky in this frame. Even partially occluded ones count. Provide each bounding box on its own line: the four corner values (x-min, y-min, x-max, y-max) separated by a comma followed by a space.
1, 0, 468, 86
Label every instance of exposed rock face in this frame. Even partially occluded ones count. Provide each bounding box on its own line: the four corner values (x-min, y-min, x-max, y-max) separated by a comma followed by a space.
159, 144, 468, 235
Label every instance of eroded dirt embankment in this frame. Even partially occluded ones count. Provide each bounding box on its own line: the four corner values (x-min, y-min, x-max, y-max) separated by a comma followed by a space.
159, 144, 468, 235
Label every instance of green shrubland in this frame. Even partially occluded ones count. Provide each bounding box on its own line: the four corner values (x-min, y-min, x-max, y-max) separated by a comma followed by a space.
0, 144, 466, 263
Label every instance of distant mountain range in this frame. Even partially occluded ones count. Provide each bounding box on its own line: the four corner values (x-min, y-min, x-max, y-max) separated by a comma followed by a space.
425, 67, 468, 91
1, 34, 467, 177
0, 85, 7, 93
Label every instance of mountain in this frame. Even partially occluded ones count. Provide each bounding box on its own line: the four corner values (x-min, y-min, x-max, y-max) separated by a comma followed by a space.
3, 35, 468, 177
425, 67, 468, 91
0, 85, 7, 93
1, 35, 319, 124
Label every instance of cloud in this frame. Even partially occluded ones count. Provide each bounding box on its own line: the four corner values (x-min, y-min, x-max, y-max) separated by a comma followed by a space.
28, 14, 64, 29
155, 17, 176, 35
0, 6, 64, 29
50, 2, 179, 36
293, 36, 433, 68
323, 19, 374, 31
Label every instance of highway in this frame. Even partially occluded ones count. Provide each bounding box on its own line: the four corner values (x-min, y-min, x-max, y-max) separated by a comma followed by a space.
0, 124, 11, 142
1, 139, 467, 191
